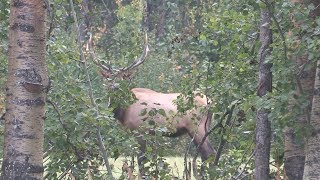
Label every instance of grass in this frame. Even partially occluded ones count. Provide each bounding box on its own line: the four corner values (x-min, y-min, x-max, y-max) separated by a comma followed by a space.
107, 156, 201, 179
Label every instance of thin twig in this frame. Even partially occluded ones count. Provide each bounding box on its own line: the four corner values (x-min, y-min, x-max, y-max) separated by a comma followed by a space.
46, 100, 67, 131
184, 112, 203, 180
68, 0, 114, 179
190, 100, 240, 179
184, 130, 195, 179
193, 101, 240, 162
262, 0, 288, 61
189, 107, 226, 179
46, 99, 84, 160
232, 137, 254, 176
233, 150, 255, 180
213, 103, 236, 166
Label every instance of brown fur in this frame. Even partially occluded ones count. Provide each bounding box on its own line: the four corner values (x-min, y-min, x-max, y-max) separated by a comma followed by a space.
114, 88, 215, 161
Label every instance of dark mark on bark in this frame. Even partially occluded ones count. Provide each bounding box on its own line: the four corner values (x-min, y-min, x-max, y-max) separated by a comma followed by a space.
10, 133, 36, 139
16, 68, 42, 83
43, 2, 47, 9
314, 87, 320, 96
24, 50, 37, 54
11, 23, 35, 33
5, 129, 36, 139
16, 54, 28, 59
7, 148, 27, 157
12, 97, 45, 106
17, 15, 26, 20
311, 128, 320, 137
13, 0, 27, 8
0, 113, 4, 120
22, 82, 45, 94
11, 23, 18, 30
11, 117, 24, 125
17, 39, 23, 48
300, 70, 312, 79
1, 159, 44, 179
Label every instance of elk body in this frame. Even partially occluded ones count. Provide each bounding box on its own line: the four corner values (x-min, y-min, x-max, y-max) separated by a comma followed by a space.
114, 88, 215, 173
90, 33, 215, 175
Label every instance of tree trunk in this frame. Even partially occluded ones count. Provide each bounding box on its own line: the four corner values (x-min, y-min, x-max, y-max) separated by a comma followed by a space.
254, 2, 272, 179
155, 0, 166, 38
301, 4, 320, 178
284, 127, 306, 180
284, 1, 320, 179
1, 0, 48, 179
284, 55, 314, 180
303, 60, 320, 179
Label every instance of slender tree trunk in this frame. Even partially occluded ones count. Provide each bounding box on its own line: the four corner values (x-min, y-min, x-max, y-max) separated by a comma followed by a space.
254, 2, 272, 179
143, 0, 152, 32
155, 0, 166, 38
303, 60, 320, 179
143, 0, 166, 38
1, 0, 48, 179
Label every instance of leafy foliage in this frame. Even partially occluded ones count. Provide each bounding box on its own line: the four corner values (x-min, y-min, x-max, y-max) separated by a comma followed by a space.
0, 0, 319, 179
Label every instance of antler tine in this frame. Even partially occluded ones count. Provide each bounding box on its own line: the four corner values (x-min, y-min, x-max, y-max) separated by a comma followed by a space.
87, 33, 113, 72
121, 33, 149, 72
88, 32, 149, 80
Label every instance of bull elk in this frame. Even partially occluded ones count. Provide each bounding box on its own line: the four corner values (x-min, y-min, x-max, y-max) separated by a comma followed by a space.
88, 33, 215, 176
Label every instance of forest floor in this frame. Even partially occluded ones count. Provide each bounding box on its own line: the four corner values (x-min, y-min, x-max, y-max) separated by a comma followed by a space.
108, 156, 201, 179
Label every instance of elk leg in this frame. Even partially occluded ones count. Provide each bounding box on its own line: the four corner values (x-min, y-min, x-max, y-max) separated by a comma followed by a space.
188, 127, 215, 161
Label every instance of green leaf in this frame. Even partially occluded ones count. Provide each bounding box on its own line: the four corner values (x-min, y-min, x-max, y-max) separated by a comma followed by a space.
147, 146, 153, 153
148, 109, 156, 116
139, 108, 147, 116
199, 34, 207, 41
56, 10, 63, 17
158, 109, 166, 117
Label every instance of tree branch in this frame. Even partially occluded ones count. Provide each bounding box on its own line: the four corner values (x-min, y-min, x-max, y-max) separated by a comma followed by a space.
233, 150, 255, 180
213, 103, 236, 166
69, 0, 114, 179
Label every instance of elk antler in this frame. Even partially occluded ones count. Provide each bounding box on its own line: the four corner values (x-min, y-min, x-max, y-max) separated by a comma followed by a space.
87, 32, 149, 80
121, 33, 149, 72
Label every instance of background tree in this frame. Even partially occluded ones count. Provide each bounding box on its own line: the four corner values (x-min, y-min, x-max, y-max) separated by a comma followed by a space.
1, 0, 48, 179
283, 1, 320, 179
302, 1, 320, 178
254, 1, 273, 179
304, 60, 320, 179
283, 3, 311, 180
